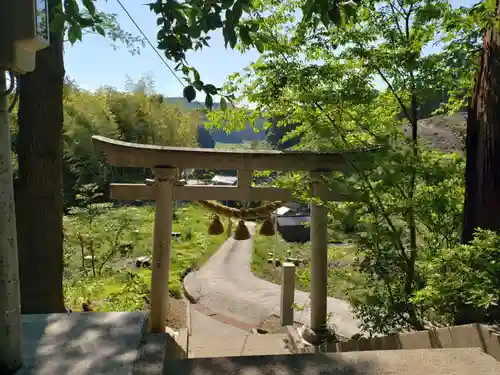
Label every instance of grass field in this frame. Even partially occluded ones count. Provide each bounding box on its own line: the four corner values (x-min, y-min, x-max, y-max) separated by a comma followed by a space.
251, 232, 364, 300
63, 204, 226, 313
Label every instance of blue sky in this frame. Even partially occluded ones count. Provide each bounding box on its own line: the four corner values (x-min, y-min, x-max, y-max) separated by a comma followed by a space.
65, 0, 260, 97
65, 0, 476, 99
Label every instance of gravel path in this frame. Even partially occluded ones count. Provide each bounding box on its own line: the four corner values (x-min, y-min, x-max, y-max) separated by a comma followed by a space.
183, 223, 361, 338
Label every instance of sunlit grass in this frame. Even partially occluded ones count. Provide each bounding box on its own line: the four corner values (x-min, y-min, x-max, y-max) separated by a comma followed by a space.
63, 204, 227, 311
251, 231, 364, 300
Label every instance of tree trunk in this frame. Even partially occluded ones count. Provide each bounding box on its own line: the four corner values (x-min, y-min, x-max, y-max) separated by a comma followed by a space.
14, 0, 66, 313
462, 1, 500, 244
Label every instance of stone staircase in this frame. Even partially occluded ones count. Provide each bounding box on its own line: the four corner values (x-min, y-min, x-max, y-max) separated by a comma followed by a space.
166, 348, 500, 375
166, 306, 500, 374
14, 309, 500, 375
187, 308, 292, 358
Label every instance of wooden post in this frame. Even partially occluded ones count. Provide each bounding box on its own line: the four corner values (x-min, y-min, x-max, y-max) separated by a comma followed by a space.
226, 218, 233, 238
237, 170, 252, 197
0, 70, 22, 373
280, 262, 296, 327
237, 170, 252, 211
303, 171, 329, 344
149, 167, 177, 333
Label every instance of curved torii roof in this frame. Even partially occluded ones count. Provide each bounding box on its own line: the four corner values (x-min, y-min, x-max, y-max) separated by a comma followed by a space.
92, 135, 375, 171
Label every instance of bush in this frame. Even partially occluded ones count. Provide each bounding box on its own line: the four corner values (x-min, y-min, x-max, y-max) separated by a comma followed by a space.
330, 148, 465, 335
414, 229, 500, 326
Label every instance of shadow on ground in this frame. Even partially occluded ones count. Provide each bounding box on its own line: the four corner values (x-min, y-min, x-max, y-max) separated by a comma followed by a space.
165, 352, 375, 375
16, 312, 146, 375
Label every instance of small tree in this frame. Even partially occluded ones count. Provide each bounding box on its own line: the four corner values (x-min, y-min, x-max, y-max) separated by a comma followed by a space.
197, 0, 469, 334
67, 184, 133, 277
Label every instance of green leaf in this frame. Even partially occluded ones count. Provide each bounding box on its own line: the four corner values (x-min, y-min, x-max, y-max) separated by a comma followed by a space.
328, 4, 341, 25
239, 26, 252, 45
301, 0, 316, 23
225, 8, 233, 24
193, 80, 204, 90
82, 0, 96, 16
255, 40, 265, 53
204, 84, 218, 95
220, 97, 228, 111
94, 25, 105, 36
183, 85, 197, 102
76, 16, 94, 28
208, 12, 223, 29
50, 13, 66, 33
205, 93, 214, 109
321, 9, 330, 27
342, 1, 358, 22
240, 0, 252, 13
192, 68, 201, 82
67, 24, 83, 44
223, 25, 238, 49
64, 0, 80, 17
188, 25, 201, 38
232, 2, 243, 23
149, 1, 162, 13
222, 0, 234, 9
249, 22, 259, 32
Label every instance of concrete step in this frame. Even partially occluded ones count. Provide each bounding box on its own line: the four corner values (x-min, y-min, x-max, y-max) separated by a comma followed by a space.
165, 348, 500, 375
16, 312, 149, 375
188, 309, 292, 358
240, 333, 292, 356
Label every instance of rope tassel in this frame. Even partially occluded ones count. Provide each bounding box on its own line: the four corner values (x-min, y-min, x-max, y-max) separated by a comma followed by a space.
208, 215, 224, 235
234, 220, 251, 241
259, 217, 275, 236
197, 200, 285, 241
197, 200, 284, 220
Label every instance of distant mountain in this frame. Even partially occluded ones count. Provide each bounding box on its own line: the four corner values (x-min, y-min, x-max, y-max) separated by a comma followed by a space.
166, 97, 266, 144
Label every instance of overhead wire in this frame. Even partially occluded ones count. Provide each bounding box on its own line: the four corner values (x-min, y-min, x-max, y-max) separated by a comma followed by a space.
115, 0, 235, 109
115, 0, 186, 89
76, 0, 208, 191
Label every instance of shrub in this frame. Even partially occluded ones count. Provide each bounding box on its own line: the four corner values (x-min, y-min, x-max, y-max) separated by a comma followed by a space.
414, 229, 500, 326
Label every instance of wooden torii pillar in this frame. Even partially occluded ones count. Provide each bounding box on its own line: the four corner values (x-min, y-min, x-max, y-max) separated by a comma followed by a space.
92, 136, 367, 339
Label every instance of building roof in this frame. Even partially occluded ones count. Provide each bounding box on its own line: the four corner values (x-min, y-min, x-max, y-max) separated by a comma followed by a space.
211, 175, 238, 185
276, 216, 311, 227
274, 206, 292, 216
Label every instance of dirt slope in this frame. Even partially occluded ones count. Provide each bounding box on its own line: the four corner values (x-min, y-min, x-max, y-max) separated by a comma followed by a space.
403, 113, 466, 153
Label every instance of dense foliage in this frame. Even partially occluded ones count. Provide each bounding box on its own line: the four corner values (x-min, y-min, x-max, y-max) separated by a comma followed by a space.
63, 80, 200, 206
12, 77, 200, 207
158, 0, 500, 335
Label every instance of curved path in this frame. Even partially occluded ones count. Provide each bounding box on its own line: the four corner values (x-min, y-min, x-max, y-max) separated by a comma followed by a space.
183, 223, 360, 338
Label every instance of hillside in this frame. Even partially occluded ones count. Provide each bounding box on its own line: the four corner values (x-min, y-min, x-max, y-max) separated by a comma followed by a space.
404, 113, 466, 153
167, 96, 466, 151
166, 97, 267, 144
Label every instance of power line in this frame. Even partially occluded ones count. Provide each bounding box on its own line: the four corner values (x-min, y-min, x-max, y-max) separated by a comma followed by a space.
115, 0, 232, 109
115, 0, 186, 89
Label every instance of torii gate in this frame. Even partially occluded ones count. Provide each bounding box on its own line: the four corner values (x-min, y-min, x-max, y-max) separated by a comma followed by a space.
92, 135, 368, 342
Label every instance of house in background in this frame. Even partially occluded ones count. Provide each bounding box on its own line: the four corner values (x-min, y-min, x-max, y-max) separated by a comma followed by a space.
273, 202, 311, 243
283, 201, 310, 214
211, 175, 239, 208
